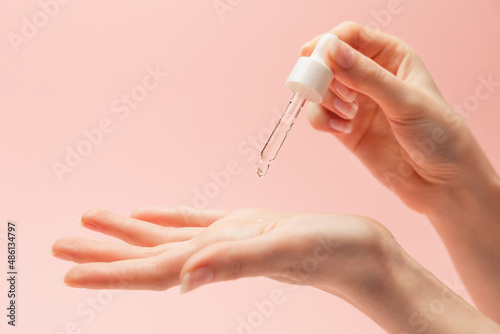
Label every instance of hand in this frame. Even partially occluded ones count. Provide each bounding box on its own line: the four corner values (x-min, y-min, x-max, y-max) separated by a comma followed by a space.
301, 21, 500, 215
301, 21, 500, 322
51, 206, 394, 294
51, 206, 500, 333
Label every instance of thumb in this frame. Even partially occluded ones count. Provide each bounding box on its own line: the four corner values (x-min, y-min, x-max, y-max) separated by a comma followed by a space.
179, 232, 287, 293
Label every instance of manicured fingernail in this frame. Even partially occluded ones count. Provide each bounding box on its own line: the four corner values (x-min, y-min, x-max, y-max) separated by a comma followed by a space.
59, 276, 69, 286
333, 97, 358, 119
180, 267, 213, 294
330, 36, 355, 69
329, 118, 353, 134
333, 81, 358, 102
80, 221, 101, 232
51, 251, 73, 261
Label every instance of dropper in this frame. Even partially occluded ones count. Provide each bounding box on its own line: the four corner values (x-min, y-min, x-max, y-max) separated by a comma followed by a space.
256, 34, 336, 177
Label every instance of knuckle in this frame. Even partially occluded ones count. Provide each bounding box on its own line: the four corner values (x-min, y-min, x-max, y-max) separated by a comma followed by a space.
122, 217, 135, 228
160, 226, 175, 241
337, 21, 369, 49
355, 59, 388, 89
150, 257, 168, 291
307, 104, 331, 132
143, 246, 159, 258
108, 268, 129, 289
218, 243, 246, 280
370, 63, 388, 83
175, 205, 200, 224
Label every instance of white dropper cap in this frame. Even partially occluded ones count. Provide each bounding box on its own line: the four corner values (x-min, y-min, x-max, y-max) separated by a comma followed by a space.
285, 33, 335, 103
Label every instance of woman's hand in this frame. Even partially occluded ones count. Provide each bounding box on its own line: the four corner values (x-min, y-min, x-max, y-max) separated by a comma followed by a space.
51, 206, 393, 294
301, 21, 500, 216
51, 206, 500, 333
301, 22, 500, 322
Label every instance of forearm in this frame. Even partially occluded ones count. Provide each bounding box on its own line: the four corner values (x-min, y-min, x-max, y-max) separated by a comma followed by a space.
322, 249, 500, 333
426, 163, 500, 323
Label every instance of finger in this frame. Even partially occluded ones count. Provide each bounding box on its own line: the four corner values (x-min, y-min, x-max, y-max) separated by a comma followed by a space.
130, 206, 229, 227
64, 257, 164, 290
324, 35, 415, 123
300, 24, 418, 123
179, 231, 288, 293
330, 35, 409, 107
300, 21, 404, 64
64, 245, 191, 290
321, 89, 359, 120
51, 236, 179, 263
308, 103, 353, 135
81, 208, 203, 247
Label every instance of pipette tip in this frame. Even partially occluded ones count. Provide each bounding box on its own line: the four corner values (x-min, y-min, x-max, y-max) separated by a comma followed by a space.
255, 158, 270, 178
256, 168, 268, 178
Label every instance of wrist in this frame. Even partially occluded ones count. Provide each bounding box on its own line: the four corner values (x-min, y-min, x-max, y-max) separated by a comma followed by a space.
426, 167, 500, 227
424, 129, 500, 223
317, 232, 410, 319
338, 246, 428, 332
424, 162, 500, 320
322, 245, 499, 333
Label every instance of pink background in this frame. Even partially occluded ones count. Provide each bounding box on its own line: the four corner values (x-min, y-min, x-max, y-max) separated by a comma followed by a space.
1, 0, 500, 333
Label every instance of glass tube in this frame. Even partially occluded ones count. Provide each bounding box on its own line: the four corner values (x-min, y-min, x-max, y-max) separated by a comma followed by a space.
255, 92, 306, 177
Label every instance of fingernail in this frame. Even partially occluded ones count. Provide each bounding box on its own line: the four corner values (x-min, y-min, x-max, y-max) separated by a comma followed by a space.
46, 248, 54, 256
180, 266, 213, 294
80, 221, 101, 232
51, 251, 73, 261
329, 118, 353, 134
331, 36, 355, 69
333, 97, 358, 119
59, 276, 69, 286
333, 81, 358, 102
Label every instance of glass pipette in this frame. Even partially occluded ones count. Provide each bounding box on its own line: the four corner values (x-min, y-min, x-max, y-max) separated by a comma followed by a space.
256, 93, 305, 177
255, 33, 336, 177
